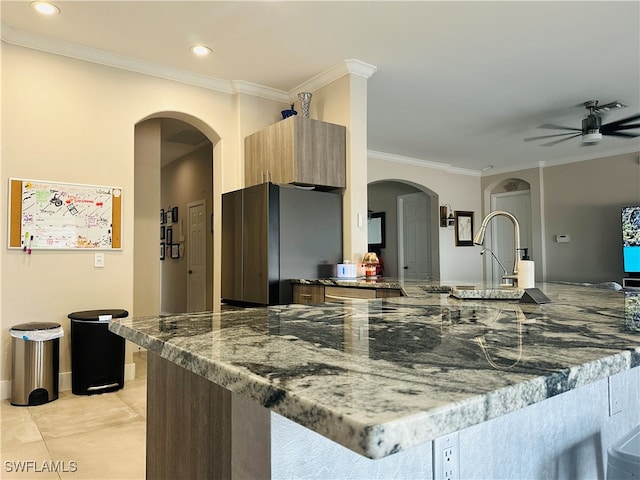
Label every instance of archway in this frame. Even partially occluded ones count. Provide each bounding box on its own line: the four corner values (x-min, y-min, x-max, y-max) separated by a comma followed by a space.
482, 177, 533, 284
367, 180, 440, 279
133, 112, 220, 317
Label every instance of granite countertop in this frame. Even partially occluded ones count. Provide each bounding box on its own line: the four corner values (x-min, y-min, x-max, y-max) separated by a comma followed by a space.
292, 277, 453, 297
110, 283, 640, 459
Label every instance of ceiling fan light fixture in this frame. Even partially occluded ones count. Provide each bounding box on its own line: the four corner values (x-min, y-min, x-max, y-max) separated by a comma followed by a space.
582, 132, 602, 144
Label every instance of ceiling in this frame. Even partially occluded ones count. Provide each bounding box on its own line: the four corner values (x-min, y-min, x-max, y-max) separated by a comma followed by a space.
2, 1, 639, 173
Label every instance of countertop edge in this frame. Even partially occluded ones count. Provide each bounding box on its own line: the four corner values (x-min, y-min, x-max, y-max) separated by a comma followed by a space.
110, 318, 640, 459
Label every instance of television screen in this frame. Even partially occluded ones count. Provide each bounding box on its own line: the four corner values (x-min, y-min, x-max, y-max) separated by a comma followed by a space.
622, 206, 640, 274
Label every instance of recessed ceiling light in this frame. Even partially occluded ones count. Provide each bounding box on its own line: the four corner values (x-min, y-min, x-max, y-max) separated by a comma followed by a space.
190, 45, 212, 57
31, 1, 61, 15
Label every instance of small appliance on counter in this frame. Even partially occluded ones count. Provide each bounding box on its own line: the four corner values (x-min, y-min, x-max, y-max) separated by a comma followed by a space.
336, 261, 358, 278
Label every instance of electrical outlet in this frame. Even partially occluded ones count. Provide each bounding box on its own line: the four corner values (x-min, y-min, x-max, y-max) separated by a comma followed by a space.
609, 375, 623, 416
433, 432, 460, 480
94, 253, 104, 268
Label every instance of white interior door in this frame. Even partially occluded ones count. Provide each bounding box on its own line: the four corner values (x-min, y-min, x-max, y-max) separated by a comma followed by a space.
489, 191, 532, 282
398, 192, 430, 280
187, 199, 206, 312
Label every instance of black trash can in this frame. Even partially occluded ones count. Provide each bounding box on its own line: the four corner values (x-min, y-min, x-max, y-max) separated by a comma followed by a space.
10, 322, 64, 406
68, 309, 128, 395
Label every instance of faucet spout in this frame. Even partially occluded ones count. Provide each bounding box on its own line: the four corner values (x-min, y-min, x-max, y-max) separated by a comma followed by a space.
473, 210, 521, 278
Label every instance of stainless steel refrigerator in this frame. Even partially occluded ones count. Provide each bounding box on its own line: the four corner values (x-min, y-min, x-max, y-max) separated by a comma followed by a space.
222, 183, 343, 306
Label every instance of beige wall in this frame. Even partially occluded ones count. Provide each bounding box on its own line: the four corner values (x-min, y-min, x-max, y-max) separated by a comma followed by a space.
0, 43, 368, 391
482, 153, 640, 284
368, 181, 427, 278
368, 156, 484, 282
0, 43, 253, 387
160, 143, 214, 313
481, 167, 544, 280
308, 75, 369, 262
542, 152, 640, 283
134, 119, 162, 317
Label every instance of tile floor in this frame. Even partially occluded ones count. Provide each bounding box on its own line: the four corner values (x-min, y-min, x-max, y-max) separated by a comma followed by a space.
1, 352, 147, 479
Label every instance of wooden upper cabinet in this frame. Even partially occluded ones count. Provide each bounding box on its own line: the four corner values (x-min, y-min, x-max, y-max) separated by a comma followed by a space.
245, 116, 346, 189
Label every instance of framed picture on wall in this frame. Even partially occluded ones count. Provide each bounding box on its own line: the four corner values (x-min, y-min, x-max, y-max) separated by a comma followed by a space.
171, 206, 179, 223
166, 227, 173, 245
160, 209, 166, 224
171, 244, 180, 259
367, 212, 386, 249
160, 242, 165, 260
160, 225, 165, 240
454, 211, 474, 246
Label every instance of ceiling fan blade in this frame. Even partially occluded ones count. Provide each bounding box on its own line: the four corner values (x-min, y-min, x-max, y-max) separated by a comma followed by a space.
538, 123, 582, 132
602, 130, 640, 138
601, 123, 640, 133
601, 113, 640, 128
524, 132, 579, 142
539, 133, 582, 146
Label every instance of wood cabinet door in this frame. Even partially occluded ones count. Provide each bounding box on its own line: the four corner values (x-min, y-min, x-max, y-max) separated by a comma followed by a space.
242, 184, 269, 304
376, 289, 403, 298
244, 117, 345, 189
324, 286, 376, 301
292, 284, 325, 304
293, 118, 345, 188
221, 190, 243, 302
244, 133, 270, 187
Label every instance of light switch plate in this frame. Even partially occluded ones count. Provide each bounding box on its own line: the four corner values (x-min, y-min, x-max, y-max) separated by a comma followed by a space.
94, 253, 105, 268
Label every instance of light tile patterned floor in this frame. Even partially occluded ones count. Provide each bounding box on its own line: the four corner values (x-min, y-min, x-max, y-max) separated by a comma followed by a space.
1, 353, 146, 480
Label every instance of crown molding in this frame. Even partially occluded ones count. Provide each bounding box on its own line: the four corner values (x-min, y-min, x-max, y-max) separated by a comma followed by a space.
1, 23, 239, 94
538, 144, 640, 169
368, 150, 480, 177
484, 144, 640, 177
1, 24, 376, 105
231, 80, 289, 103
289, 59, 377, 100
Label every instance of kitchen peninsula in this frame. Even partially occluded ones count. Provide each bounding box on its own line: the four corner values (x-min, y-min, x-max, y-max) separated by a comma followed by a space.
110, 283, 640, 479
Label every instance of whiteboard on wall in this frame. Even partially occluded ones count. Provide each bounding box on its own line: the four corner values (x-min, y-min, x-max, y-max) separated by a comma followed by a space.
8, 178, 122, 250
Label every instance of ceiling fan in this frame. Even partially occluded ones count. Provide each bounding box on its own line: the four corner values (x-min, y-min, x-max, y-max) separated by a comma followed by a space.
525, 100, 640, 146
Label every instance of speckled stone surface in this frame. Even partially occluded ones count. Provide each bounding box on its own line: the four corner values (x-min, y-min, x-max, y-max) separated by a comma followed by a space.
450, 286, 524, 299
110, 283, 640, 459
293, 277, 453, 297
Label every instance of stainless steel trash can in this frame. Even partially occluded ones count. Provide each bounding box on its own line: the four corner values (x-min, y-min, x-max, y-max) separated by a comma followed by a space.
10, 322, 64, 406
607, 424, 640, 480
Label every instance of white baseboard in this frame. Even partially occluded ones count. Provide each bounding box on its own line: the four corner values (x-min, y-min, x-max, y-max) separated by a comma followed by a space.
1, 362, 136, 401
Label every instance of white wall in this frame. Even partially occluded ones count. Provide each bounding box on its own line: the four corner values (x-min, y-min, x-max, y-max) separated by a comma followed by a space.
368, 156, 483, 282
